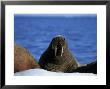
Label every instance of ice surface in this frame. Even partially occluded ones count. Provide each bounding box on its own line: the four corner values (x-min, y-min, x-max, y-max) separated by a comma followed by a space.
14, 68, 96, 76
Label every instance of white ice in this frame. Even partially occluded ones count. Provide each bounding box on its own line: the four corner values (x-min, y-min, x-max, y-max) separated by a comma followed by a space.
14, 68, 96, 76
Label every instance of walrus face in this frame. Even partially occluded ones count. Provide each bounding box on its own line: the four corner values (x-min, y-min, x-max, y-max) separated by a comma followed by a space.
51, 36, 67, 57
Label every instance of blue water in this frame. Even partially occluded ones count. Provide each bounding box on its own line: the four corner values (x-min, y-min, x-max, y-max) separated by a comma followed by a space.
14, 14, 97, 64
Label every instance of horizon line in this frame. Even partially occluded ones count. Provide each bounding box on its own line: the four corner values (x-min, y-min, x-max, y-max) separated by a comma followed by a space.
14, 14, 97, 17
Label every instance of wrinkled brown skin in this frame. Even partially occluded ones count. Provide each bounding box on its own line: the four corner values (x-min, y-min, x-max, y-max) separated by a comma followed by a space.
39, 36, 79, 73
14, 44, 40, 73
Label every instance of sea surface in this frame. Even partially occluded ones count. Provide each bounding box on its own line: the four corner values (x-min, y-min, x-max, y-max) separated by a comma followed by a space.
14, 14, 97, 64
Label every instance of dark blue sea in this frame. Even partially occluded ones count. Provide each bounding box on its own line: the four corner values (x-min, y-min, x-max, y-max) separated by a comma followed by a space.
14, 14, 97, 64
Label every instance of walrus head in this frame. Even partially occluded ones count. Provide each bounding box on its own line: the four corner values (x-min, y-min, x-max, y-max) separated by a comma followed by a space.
49, 35, 68, 57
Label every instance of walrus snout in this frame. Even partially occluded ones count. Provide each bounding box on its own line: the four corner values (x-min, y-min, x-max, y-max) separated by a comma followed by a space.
55, 43, 64, 57
51, 36, 66, 57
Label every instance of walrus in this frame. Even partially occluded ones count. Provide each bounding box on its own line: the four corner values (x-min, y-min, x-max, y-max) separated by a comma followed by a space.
73, 61, 97, 74
14, 44, 40, 73
39, 35, 79, 72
